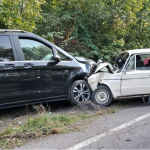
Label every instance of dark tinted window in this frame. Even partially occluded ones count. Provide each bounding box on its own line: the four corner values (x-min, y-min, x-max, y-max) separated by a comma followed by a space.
0, 36, 14, 61
19, 39, 54, 61
136, 54, 150, 70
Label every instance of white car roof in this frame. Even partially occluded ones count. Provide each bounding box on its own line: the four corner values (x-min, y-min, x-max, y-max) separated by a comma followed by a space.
125, 48, 150, 55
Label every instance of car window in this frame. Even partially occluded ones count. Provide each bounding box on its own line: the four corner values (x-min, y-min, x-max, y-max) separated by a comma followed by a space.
126, 55, 135, 71
19, 39, 54, 61
115, 52, 129, 69
57, 51, 71, 61
0, 36, 14, 62
136, 54, 150, 70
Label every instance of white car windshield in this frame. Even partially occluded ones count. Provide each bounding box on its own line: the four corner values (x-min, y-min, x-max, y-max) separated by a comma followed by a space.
115, 52, 129, 69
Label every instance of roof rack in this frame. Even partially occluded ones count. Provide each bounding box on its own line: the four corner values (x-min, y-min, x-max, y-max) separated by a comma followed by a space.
0, 29, 26, 33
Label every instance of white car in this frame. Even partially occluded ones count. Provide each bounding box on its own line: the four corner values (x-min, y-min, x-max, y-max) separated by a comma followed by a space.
88, 49, 150, 106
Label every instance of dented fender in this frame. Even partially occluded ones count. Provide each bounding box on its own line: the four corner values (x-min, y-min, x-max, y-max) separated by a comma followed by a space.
88, 72, 122, 98
88, 72, 104, 91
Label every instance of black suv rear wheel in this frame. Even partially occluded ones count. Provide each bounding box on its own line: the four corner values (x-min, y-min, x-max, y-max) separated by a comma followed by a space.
70, 80, 90, 105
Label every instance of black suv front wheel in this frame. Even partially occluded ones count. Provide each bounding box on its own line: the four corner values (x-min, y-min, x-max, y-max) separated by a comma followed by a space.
70, 80, 90, 105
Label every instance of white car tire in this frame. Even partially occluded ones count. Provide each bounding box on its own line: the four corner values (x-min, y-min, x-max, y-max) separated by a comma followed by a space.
92, 85, 113, 107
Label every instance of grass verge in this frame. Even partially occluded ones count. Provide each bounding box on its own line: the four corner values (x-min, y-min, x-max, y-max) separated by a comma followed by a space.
0, 102, 122, 149
0, 111, 92, 149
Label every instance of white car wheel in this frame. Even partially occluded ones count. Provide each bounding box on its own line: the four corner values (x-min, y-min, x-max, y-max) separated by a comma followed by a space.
92, 85, 113, 106
95, 90, 109, 104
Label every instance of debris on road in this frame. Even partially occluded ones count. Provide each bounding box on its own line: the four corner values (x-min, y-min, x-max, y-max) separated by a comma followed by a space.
126, 138, 131, 141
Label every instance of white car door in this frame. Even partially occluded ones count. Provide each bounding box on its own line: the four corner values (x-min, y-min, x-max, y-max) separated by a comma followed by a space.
121, 54, 150, 96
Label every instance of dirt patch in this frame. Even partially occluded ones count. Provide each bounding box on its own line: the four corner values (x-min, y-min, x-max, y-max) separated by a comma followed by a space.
74, 101, 102, 112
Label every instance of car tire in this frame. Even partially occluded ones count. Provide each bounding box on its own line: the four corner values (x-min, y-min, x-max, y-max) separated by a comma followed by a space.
92, 85, 113, 107
70, 80, 91, 105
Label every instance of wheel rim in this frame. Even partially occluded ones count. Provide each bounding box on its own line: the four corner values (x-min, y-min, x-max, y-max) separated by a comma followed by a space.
73, 83, 90, 103
95, 89, 109, 104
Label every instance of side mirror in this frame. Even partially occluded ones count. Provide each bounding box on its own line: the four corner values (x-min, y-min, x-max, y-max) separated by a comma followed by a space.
47, 47, 60, 67
52, 47, 60, 63
55, 55, 60, 62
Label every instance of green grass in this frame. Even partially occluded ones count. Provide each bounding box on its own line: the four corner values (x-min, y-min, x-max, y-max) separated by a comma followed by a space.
0, 139, 7, 147
0, 112, 92, 149
0, 103, 122, 149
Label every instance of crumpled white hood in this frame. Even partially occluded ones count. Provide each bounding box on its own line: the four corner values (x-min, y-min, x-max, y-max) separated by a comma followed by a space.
94, 63, 114, 73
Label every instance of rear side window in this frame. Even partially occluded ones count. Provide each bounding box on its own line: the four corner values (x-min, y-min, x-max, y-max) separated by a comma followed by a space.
136, 54, 150, 70
0, 36, 14, 62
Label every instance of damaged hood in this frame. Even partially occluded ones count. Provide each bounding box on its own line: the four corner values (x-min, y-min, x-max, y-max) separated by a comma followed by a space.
94, 63, 114, 74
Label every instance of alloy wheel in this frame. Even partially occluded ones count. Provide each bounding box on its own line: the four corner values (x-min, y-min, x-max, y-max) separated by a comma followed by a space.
73, 83, 90, 103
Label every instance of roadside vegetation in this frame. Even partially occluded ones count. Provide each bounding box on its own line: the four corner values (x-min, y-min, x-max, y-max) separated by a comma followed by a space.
1, 0, 150, 62
0, 111, 91, 148
0, 101, 125, 149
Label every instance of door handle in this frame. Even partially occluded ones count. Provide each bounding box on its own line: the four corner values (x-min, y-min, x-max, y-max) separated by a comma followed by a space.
5, 64, 16, 69
24, 63, 34, 68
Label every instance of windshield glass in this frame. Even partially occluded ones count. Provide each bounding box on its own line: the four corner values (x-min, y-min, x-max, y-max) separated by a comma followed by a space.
115, 52, 129, 69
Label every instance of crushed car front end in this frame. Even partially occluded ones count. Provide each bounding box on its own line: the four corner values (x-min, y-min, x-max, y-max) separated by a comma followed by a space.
88, 52, 130, 106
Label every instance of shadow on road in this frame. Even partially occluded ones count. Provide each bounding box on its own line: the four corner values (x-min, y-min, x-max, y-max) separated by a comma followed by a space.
113, 97, 150, 108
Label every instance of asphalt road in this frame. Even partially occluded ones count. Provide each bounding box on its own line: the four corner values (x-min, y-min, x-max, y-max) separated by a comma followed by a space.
18, 101, 150, 149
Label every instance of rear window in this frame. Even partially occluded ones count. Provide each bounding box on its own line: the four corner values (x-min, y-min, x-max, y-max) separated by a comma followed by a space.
0, 36, 14, 61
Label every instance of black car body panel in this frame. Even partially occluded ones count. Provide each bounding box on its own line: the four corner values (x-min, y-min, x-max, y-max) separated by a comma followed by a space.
0, 30, 94, 109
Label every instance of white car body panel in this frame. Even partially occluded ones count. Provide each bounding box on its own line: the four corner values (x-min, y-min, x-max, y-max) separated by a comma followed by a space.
88, 48, 150, 100
121, 71, 150, 95
88, 72, 122, 98
94, 63, 113, 73
126, 49, 150, 55
88, 72, 104, 91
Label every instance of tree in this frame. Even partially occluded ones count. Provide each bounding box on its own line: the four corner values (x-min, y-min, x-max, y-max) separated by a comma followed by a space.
1, 0, 150, 61
0, 0, 45, 32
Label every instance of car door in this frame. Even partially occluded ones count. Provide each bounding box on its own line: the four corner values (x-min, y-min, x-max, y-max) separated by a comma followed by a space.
0, 36, 24, 106
121, 54, 150, 96
13, 36, 65, 101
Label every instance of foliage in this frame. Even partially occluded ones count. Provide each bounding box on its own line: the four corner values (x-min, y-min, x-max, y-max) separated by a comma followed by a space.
1, 0, 150, 61
0, 0, 45, 31
34, 0, 150, 61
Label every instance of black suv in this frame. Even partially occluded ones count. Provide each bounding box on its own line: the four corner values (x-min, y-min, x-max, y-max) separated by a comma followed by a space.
0, 29, 95, 109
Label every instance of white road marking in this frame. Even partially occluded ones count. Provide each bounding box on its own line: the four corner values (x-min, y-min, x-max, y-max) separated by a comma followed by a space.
66, 113, 150, 150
